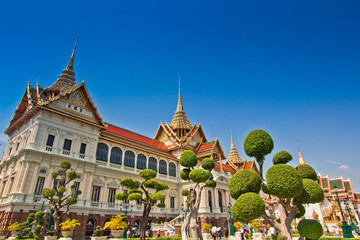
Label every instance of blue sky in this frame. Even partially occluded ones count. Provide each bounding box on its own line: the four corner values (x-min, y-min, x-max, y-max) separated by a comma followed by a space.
0, 1, 359, 190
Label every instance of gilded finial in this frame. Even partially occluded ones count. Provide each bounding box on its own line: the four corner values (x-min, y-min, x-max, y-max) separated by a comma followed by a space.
295, 134, 306, 165
230, 126, 235, 148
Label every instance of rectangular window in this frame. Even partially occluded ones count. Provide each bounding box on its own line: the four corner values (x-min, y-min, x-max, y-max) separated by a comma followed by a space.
9, 148, 12, 155
92, 186, 101, 202
0, 181, 6, 197
7, 177, 14, 194
161, 199, 165, 205
46, 135, 55, 147
16, 142, 20, 151
63, 139, 72, 151
170, 197, 175, 209
80, 143, 86, 154
34, 177, 45, 195
108, 188, 116, 203
72, 181, 80, 197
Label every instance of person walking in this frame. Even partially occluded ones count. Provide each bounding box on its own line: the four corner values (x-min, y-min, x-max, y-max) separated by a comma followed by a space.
240, 227, 245, 240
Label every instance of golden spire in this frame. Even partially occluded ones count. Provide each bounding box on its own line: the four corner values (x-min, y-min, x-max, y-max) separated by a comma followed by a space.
226, 127, 243, 167
295, 135, 306, 165
177, 73, 183, 111
48, 36, 78, 92
170, 74, 191, 131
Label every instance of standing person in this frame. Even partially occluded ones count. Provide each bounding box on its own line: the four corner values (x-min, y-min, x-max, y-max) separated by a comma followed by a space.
269, 226, 275, 240
240, 227, 245, 240
219, 229, 223, 240
127, 230, 131, 238
335, 228, 340, 237
157, 230, 160, 237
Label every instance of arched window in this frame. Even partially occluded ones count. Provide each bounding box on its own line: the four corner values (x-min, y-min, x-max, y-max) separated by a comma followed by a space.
218, 190, 223, 213
96, 143, 108, 162
85, 219, 96, 236
110, 147, 122, 165
159, 160, 167, 175
148, 157, 157, 172
124, 150, 135, 168
169, 162, 176, 177
137, 154, 147, 169
208, 190, 213, 213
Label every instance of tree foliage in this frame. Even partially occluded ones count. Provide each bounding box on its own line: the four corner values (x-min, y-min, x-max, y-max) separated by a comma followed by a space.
243, 129, 274, 178
180, 151, 216, 240
115, 169, 168, 240
272, 151, 293, 165
229, 169, 262, 200
232, 193, 265, 223
295, 179, 324, 204
41, 160, 81, 236
298, 219, 323, 239
229, 130, 324, 240
296, 164, 317, 181
266, 164, 303, 199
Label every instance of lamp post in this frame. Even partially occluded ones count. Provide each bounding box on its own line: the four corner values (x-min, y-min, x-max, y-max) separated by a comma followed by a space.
120, 203, 133, 238
332, 186, 354, 238
225, 204, 235, 236
45, 208, 54, 236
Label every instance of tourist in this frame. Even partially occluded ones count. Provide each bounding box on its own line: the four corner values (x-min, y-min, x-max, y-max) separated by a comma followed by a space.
240, 227, 245, 240
157, 230, 161, 237
269, 226, 275, 239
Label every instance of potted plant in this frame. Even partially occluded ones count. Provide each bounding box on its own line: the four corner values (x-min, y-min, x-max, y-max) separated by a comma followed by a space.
250, 221, 261, 233
59, 218, 80, 237
45, 226, 57, 240
7, 222, 20, 238
233, 222, 243, 238
201, 223, 212, 240
0, 230, 7, 240
103, 215, 127, 238
90, 226, 107, 240
245, 232, 253, 240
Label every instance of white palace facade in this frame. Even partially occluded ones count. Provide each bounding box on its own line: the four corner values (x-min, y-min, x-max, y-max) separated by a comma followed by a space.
0, 40, 258, 237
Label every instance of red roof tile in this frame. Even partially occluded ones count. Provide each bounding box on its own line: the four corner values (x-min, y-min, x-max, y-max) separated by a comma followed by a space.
215, 162, 236, 173
243, 162, 252, 169
198, 142, 214, 151
105, 124, 168, 150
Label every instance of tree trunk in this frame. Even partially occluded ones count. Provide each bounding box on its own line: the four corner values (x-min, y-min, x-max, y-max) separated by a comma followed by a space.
278, 224, 292, 240
181, 212, 190, 240
139, 204, 151, 240
189, 207, 199, 240
53, 209, 60, 237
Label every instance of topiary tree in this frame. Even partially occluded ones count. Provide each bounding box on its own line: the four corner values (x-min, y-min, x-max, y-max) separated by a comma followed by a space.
115, 169, 168, 240
244, 129, 274, 178
42, 160, 82, 236
230, 131, 324, 240
16, 211, 45, 239
297, 219, 323, 240
180, 151, 216, 240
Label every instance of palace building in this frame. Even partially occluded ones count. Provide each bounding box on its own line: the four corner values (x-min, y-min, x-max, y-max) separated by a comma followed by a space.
0, 40, 257, 238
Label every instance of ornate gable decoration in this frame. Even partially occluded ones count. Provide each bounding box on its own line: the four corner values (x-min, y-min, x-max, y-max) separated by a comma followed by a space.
108, 180, 120, 187
69, 90, 86, 107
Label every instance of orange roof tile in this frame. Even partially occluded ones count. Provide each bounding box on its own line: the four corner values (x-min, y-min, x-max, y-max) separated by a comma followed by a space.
105, 124, 168, 150
215, 162, 236, 173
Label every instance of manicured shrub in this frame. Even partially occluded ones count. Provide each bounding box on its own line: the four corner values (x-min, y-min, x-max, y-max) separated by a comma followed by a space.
205, 179, 217, 188
180, 169, 191, 180
296, 179, 324, 204
181, 189, 189, 196
244, 129, 274, 162
128, 193, 142, 201
202, 158, 215, 170
232, 192, 265, 223
139, 169, 157, 180
272, 151, 293, 165
189, 169, 210, 183
180, 150, 198, 167
229, 169, 262, 200
296, 164, 317, 181
298, 219, 323, 239
266, 164, 303, 199
295, 204, 305, 218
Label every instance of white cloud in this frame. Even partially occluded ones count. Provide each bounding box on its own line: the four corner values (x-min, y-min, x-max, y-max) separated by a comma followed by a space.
338, 165, 350, 170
